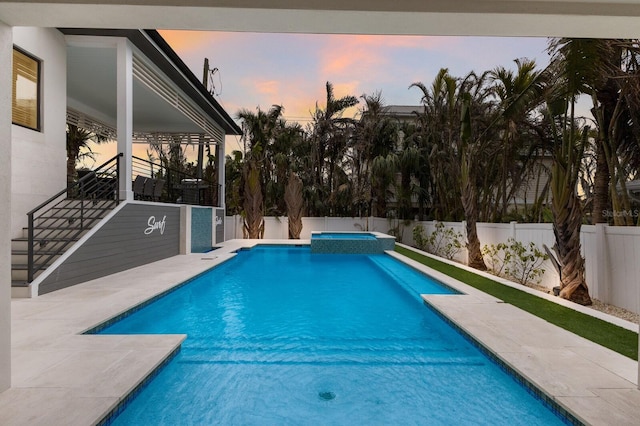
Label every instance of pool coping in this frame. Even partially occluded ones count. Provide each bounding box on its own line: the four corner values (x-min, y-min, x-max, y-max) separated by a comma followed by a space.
395, 243, 639, 332
2, 238, 639, 425
386, 248, 640, 425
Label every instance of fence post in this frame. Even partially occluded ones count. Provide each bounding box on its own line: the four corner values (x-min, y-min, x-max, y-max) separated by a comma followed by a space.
510, 221, 517, 240
594, 223, 609, 303
461, 220, 469, 265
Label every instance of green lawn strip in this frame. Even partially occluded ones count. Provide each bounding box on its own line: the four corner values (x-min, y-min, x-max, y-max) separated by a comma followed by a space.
395, 245, 639, 360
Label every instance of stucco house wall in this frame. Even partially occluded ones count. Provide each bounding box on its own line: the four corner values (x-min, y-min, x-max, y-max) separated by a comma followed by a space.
0, 18, 12, 394
11, 27, 66, 238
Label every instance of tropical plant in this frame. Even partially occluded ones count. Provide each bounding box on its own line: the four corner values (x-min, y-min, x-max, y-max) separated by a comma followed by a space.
481, 242, 510, 277
66, 124, 107, 193
225, 150, 244, 215
503, 239, 549, 286
411, 69, 463, 221
459, 91, 488, 270
413, 222, 463, 261
370, 153, 398, 216
489, 58, 547, 220
545, 38, 593, 304
351, 92, 398, 217
412, 224, 429, 251
482, 239, 549, 285
309, 82, 358, 216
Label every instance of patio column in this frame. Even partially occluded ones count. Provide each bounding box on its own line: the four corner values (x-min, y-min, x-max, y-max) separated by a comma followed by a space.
0, 20, 12, 392
116, 38, 133, 201
218, 139, 225, 211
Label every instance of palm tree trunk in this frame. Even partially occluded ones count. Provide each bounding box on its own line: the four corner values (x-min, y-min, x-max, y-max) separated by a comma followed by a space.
460, 144, 487, 270
285, 172, 304, 239
462, 162, 487, 270
242, 160, 264, 239
553, 188, 592, 305
591, 139, 610, 223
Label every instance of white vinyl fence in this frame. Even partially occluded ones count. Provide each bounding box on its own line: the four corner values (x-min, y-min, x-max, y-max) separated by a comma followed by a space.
224, 215, 640, 314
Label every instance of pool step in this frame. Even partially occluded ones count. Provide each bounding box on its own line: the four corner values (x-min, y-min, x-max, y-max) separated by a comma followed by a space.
182, 337, 482, 366
367, 256, 455, 296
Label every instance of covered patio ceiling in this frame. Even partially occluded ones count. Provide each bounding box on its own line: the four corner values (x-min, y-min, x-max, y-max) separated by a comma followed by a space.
1, 1, 640, 38
67, 44, 205, 137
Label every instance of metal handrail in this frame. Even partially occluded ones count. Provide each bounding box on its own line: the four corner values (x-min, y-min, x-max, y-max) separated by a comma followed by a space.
131, 155, 220, 206
26, 153, 123, 282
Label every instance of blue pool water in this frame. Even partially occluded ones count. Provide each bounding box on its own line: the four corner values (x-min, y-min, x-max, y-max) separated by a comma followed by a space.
100, 246, 566, 425
311, 232, 376, 240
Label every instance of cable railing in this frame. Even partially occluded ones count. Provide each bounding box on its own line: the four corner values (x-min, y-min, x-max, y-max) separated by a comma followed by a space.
131, 155, 221, 206
25, 153, 123, 282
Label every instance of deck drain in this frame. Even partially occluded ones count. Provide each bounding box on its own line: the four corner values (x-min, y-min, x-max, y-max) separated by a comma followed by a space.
318, 391, 336, 401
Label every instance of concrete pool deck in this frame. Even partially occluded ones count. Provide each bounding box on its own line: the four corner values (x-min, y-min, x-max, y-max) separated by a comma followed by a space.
0, 239, 638, 425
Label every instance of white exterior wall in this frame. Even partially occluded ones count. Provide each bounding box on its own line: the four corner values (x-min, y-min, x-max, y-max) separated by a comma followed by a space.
11, 27, 66, 238
0, 19, 12, 393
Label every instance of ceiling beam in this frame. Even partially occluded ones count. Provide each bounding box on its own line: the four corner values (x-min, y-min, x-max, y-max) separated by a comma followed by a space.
1, 1, 640, 37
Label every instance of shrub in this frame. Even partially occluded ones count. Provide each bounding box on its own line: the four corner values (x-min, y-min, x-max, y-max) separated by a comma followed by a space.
413, 222, 463, 261
481, 242, 509, 277
482, 238, 548, 285
413, 224, 429, 251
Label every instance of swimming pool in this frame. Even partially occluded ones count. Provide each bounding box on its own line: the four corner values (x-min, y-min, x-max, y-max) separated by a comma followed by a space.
98, 246, 567, 425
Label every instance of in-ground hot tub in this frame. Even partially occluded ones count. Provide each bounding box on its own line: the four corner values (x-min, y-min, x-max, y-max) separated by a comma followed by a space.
310, 232, 396, 254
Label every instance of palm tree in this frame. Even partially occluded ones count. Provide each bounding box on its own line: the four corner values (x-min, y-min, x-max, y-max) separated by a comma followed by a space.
242, 159, 264, 238
370, 153, 398, 217
546, 39, 594, 305
490, 58, 546, 219
309, 82, 358, 215
352, 92, 398, 217
396, 145, 420, 220
460, 92, 488, 270
236, 105, 285, 237
548, 39, 640, 227
587, 40, 640, 225
398, 121, 432, 220
66, 124, 107, 193
224, 150, 244, 215
411, 69, 465, 221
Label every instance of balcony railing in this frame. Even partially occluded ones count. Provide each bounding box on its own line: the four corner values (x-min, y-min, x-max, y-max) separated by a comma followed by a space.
131, 155, 221, 206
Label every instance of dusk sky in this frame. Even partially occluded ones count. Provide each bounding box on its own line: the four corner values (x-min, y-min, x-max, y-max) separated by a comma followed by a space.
158, 31, 553, 154
87, 32, 554, 165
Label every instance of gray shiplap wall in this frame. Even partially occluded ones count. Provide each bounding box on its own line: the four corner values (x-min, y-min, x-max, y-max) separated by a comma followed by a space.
38, 203, 180, 295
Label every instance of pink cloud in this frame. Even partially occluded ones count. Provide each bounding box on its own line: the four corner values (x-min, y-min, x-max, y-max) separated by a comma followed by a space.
320, 36, 384, 76
333, 34, 458, 50
254, 79, 280, 96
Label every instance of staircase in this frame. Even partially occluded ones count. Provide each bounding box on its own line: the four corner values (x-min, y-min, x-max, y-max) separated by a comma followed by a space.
11, 154, 122, 297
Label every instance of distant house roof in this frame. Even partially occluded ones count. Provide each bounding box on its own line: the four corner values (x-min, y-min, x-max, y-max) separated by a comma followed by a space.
381, 105, 426, 118
60, 28, 242, 136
